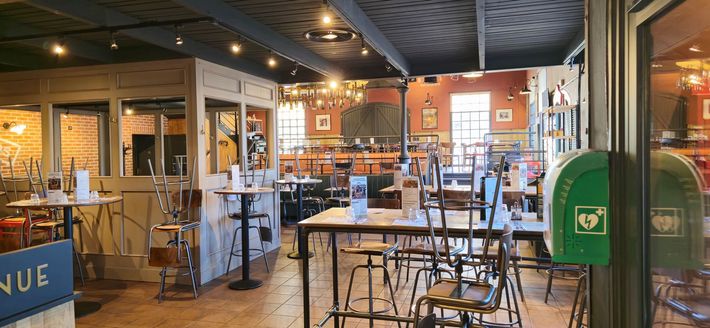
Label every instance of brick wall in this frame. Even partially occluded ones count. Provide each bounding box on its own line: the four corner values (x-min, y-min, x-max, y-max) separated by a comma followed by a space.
121, 115, 186, 176
60, 114, 100, 175
0, 109, 44, 177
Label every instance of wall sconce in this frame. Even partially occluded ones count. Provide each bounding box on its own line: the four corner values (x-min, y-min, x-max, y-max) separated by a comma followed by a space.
2, 122, 26, 135
507, 87, 515, 101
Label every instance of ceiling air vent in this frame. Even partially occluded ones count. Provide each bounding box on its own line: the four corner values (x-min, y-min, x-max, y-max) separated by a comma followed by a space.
423, 76, 438, 84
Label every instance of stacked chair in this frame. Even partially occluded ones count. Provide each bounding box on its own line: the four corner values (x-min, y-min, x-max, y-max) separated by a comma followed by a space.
147, 157, 200, 302
225, 155, 273, 274
410, 155, 523, 328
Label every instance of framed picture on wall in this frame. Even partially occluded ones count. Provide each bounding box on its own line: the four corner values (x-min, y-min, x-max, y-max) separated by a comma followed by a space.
495, 108, 513, 122
703, 99, 710, 120
315, 114, 331, 131
422, 107, 438, 129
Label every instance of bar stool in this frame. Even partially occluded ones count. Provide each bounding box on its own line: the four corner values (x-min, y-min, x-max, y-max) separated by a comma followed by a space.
147, 158, 200, 302
225, 155, 272, 274
340, 241, 401, 328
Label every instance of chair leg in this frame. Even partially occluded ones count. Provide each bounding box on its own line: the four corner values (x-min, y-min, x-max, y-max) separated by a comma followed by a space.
381, 264, 402, 328
367, 257, 375, 328
158, 267, 167, 303
182, 240, 198, 299
544, 264, 555, 304
254, 226, 270, 273
512, 260, 525, 302
72, 241, 85, 287
341, 265, 363, 328
226, 226, 239, 276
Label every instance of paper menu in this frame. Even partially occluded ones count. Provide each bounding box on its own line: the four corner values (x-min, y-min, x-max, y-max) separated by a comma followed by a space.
349, 176, 368, 220
73, 170, 90, 201
47, 171, 64, 204
230, 165, 241, 190
510, 163, 528, 190
393, 164, 403, 188
284, 161, 294, 182
482, 176, 503, 221
401, 177, 420, 216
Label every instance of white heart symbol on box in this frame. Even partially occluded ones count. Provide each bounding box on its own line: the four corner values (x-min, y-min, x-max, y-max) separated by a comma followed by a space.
578, 213, 599, 230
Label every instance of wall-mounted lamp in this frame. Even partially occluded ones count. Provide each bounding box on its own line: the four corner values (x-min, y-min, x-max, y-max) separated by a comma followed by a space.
2, 122, 27, 135
507, 87, 515, 101
519, 85, 531, 95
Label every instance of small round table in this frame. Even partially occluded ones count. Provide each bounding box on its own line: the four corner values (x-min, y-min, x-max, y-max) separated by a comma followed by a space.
6, 195, 123, 318
274, 178, 322, 259
214, 187, 275, 290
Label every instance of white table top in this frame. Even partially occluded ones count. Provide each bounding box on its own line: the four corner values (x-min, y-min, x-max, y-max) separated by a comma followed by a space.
6, 196, 123, 209
274, 178, 323, 185
213, 187, 275, 195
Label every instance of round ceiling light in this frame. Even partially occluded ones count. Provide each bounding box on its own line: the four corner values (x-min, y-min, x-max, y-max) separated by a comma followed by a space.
304, 29, 356, 42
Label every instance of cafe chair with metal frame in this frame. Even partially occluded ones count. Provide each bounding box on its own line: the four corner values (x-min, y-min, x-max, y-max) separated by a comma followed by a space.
225, 154, 273, 275
147, 157, 200, 303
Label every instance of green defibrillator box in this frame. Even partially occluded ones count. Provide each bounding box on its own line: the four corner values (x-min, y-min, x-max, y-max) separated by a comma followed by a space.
543, 150, 609, 265
649, 151, 704, 269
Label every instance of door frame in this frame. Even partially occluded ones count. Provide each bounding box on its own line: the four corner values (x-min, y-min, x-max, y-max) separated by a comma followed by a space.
607, 0, 683, 326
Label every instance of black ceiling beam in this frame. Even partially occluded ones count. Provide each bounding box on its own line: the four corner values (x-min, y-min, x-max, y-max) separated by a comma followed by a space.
327, 0, 411, 76
563, 28, 585, 65
172, 0, 345, 80
485, 50, 564, 71
24, 0, 275, 80
0, 15, 113, 63
475, 0, 486, 70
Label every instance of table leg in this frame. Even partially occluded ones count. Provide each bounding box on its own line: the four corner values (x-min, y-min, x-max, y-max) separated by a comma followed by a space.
229, 196, 263, 290
331, 232, 340, 327
301, 228, 310, 328
63, 207, 73, 240
288, 184, 314, 259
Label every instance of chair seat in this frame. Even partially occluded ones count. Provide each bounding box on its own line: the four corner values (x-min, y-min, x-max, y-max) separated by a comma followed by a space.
154, 221, 200, 232
228, 212, 269, 220
470, 244, 520, 258
341, 241, 398, 256
33, 221, 63, 228
401, 242, 463, 256
427, 279, 496, 307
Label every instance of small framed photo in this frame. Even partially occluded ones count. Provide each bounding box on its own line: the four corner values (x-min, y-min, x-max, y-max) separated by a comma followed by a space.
422, 107, 438, 129
315, 114, 331, 131
495, 108, 513, 122
703, 99, 710, 120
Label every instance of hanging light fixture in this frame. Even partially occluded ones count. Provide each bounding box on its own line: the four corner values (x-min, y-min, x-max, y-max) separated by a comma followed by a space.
519, 81, 531, 95
2, 122, 27, 135
322, 0, 332, 25
52, 38, 65, 55
360, 37, 368, 55
267, 51, 277, 67
109, 31, 119, 50
174, 25, 183, 45
507, 87, 515, 101
290, 63, 299, 76
385, 61, 393, 72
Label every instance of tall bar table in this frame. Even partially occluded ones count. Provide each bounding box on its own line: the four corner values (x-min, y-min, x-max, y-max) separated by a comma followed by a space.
274, 178, 321, 259
6, 195, 123, 317
214, 187, 275, 290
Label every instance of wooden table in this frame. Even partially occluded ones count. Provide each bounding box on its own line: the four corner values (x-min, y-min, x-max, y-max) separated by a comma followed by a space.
274, 178, 322, 259
214, 187, 275, 290
297, 208, 544, 328
6, 195, 123, 318
6, 196, 123, 241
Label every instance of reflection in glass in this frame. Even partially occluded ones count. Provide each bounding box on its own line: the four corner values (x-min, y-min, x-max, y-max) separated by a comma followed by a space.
205, 98, 239, 175
121, 97, 187, 176
54, 101, 110, 176
648, 1, 710, 326
0, 105, 42, 178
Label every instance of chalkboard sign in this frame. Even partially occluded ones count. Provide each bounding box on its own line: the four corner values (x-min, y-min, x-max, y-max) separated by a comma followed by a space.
0, 240, 73, 322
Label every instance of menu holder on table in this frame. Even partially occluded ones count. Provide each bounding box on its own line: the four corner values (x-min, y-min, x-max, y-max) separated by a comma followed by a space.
349, 176, 368, 220
510, 163, 528, 191
73, 170, 90, 201
284, 161, 294, 182
401, 177, 420, 216
393, 164, 407, 188
47, 171, 64, 204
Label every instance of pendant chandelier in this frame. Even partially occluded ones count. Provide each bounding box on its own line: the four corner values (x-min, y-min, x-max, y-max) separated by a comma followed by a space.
676, 60, 709, 93
278, 81, 368, 110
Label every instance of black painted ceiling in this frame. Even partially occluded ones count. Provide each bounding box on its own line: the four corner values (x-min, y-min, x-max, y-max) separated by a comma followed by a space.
0, 0, 583, 83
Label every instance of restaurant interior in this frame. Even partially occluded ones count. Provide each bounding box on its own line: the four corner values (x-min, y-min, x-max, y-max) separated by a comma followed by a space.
0, 0, 709, 327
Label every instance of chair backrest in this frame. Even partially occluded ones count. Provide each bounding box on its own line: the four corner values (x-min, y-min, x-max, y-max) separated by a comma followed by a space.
171, 189, 202, 221
148, 156, 197, 222
479, 155, 507, 263
367, 198, 400, 209
486, 225, 513, 313
294, 149, 303, 178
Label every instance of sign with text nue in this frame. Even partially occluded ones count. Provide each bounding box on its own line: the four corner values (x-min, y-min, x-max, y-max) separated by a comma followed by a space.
0, 240, 73, 322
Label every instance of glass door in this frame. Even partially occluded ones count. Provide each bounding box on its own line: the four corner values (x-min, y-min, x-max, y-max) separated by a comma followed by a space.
640, 1, 710, 326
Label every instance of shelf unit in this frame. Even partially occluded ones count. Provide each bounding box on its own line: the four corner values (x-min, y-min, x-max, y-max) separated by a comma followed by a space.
540, 104, 580, 165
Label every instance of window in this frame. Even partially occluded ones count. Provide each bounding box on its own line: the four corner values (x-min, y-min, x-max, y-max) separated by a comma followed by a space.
53, 101, 111, 176
450, 93, 491, 170
277, 102, 305, 152
0, 105, 42, 180
204, 98, 240, 175
120, 97, 187, 176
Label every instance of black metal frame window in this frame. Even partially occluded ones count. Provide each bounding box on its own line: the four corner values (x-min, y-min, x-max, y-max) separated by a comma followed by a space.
450, 92, 491, 168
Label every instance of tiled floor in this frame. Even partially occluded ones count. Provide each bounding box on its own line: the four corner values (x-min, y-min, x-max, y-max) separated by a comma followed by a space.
75, 228, 580, 328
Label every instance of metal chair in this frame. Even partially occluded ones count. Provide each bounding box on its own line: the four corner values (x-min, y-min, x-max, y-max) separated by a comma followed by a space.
147, 157, 200, 302
225, 154, 272, 275
326, 154, 355, 207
